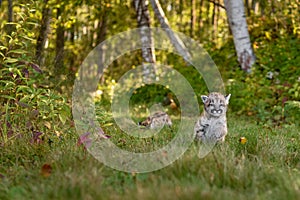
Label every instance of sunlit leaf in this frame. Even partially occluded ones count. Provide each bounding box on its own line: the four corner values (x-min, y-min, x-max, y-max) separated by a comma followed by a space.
0, 80, 15, 90
265, 31, 272, 40
21, 35, 34, 41
26, 22, 38, 26
7, 49, 28, 55
55, 130, 62, 137
18, 96, 31, 104
0, 45, 8, 50
5, 22, 18, 25
16, 85, 33, 94
0, 95, 16, 100
58, 113, 68, 124
4, 58, 19, 64
44, 121, 51, 129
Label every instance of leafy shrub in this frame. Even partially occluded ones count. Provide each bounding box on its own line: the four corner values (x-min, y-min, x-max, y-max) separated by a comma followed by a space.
212, 32, 300, 126
0, 2, 72, 145
284, 101, 300, 126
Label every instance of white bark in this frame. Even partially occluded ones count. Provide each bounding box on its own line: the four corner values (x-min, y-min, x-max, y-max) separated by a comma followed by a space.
150, 0, 191, 62
224, 0, 256, 73
134, 0, 156, 81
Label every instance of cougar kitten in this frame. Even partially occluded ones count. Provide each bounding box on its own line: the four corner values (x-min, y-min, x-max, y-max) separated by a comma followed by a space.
194, 92, 231, 143
138, 111, 172, 129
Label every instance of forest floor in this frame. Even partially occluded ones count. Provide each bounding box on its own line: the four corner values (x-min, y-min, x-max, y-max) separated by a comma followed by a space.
0, 114, 299, 200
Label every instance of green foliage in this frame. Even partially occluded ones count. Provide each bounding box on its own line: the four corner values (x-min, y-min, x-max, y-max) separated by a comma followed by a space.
0, 0, 299, 199
129, 84, 175, 107
284, 101, 300, 126
210, 9, 300, 126
0, 117, 299, 199
0, 2, 72, 145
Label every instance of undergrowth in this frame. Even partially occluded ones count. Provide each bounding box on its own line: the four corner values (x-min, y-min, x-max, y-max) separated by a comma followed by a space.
0, 115, 299, 200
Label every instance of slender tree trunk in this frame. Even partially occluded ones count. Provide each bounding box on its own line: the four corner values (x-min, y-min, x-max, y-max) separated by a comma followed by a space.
35, 0, 51, 66
190, 0, 196, 37
245, 0, 251, 16
96, 8, 108, 84
203, 1, 210, 39
134, 0, 156, 81
96, 13, 107, 45
70, 24, 75, 43
179, 0, 183, 25
270, 0, 275, 14
150, 0, 191, 62
251, 0, 258, 14
198, 0, 204, 38
54, 7, 65, 73
205, 1, 210, 27
260, 1, 266, 16
224, 0, 256, 73
6, 0, 14, 35
215, 0, 220, 41
8, 0, 13, 23
211, 1, 216, 41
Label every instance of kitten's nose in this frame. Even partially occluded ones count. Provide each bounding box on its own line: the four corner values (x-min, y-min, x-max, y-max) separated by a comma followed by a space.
212, 109, 222, 114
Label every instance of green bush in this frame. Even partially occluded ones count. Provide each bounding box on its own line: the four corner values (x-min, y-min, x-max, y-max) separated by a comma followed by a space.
0, 2, 72, 145
211, 30, 300, 126
284, 101, 300, 126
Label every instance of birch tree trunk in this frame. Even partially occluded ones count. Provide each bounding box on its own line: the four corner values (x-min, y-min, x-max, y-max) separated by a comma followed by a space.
150, 0, 191, 62
224, 0, 256, 72
134, 0, 156, 81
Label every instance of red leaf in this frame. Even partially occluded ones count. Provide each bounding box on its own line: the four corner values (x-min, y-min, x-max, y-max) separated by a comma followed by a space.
41, 164, 52, 178
77, 132, 92, 148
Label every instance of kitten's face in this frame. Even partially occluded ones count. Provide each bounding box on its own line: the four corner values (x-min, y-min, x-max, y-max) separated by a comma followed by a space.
201, 93, 231, 117
138, 117, 151, 127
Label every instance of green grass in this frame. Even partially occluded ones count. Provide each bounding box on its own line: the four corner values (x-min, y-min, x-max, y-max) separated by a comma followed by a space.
0, 114, 299, 200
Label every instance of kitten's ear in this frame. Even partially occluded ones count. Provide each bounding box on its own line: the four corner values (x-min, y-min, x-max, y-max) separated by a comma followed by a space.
201, 95, 208, 103
225, 94, 231, 104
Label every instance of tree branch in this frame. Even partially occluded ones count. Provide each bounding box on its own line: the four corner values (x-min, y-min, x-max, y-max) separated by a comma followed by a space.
150, 0, 191, 63
207, 0, 226, 10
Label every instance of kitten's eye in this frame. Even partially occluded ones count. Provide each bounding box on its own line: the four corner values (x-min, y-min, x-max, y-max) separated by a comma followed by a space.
220, 104, 225, 107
